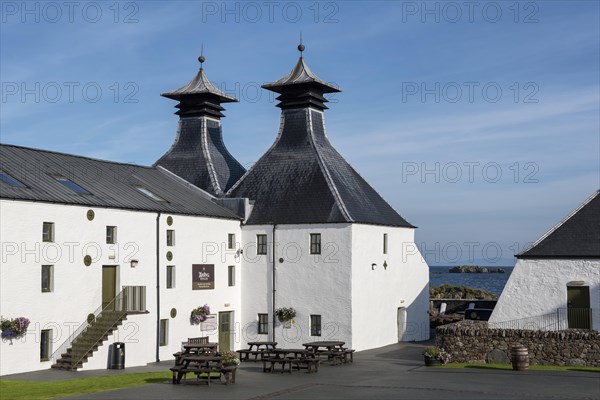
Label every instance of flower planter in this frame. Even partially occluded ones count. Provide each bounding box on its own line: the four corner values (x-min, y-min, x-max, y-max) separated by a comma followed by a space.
424, 356, 442, 366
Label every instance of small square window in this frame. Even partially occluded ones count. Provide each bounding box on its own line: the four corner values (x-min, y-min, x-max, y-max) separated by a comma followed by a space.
42, 222, 54, 242
310, 315, 322, 336
310, 234, 321, 255
383, 233, 388, 254
228, 265, 235, 287
258, 314, 269, 335
257, 234, 268, 255
166, 266, 175, 289
166, 230, 175, 246
42, 265, 53, 293
159, 319, 169, 346
40, 329, 52, 361
228, 234, 236, 250
106, 226, 117, 244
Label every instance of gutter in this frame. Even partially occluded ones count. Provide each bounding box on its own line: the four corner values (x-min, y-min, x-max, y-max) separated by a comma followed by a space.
272, 224, 277, 343
156, 212, 161, 362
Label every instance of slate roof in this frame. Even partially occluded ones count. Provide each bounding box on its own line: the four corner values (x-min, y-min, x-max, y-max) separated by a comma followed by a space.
0, 143, 242, 220
161, 64, 237, 103
262, 57, 340, 94
518, 190, 600, 259
155, 117, 246, 197
227, 107, 414, 228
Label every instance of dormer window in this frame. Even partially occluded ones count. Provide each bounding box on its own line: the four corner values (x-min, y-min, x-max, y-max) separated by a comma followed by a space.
53, 174, 89, 194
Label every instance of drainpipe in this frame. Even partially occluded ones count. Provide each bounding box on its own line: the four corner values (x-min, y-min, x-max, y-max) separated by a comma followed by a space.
156, 212, 161, 362
272, 224, 277, 343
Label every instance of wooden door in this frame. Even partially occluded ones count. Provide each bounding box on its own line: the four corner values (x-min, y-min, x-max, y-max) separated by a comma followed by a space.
219, 311, 232, 352
567, 285, 591, 330
102, 266, 117, 309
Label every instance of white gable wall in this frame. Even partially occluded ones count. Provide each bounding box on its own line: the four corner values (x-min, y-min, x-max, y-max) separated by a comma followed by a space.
489, 258, 600, 331
350, 224, 430, 351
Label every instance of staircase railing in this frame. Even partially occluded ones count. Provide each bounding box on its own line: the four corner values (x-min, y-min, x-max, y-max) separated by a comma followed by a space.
489, 308, 592, 331
50, 286, 146, 366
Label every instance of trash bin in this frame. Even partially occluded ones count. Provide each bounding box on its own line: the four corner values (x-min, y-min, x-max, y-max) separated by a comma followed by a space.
109, 342, 125, 369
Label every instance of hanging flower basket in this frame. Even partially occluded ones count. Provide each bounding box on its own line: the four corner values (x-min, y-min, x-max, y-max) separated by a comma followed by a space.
1, 316, 30, 340
190, 304, 211, 325
274, 307, 296, 323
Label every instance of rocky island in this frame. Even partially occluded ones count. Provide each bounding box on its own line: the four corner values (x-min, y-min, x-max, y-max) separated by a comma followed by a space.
449, 265, 505, 273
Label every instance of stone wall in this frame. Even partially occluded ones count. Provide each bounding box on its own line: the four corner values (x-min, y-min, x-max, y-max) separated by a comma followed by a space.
436, 321, 600, 367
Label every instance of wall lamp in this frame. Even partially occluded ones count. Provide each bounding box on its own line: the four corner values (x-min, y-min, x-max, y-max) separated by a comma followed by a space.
130, 259, 139, 268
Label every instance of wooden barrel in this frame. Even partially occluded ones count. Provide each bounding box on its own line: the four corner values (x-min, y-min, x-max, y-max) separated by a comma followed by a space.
511, 345, 529, 371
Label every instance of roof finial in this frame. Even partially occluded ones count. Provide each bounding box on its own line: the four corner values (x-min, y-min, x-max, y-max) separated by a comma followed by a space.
198, 44, 205, 68
297, 32, 305, 56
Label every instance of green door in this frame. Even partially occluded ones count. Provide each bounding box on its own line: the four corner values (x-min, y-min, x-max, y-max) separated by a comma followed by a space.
567, 285, 591, 330
219, 312, 232, 352
102, 266, 117, 309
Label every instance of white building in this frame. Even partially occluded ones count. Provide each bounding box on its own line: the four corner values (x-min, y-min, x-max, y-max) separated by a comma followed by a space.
489, 190, 600, 331
0, 46, 429, 375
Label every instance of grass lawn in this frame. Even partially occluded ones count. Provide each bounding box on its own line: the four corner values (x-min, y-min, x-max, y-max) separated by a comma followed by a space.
440, 363, 600, 372
0, 372, 172, 400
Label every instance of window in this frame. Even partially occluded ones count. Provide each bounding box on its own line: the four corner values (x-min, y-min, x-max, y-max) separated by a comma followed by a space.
42, 222, 54, 242
166, 230, 175, 246
52, 174, 89, 194
310, 233, 321, 255
166, 266, 175, 289
258, 314, 269, 335
257, 234, 268, 255
106, 226, 117, 244
159, 319, 169, 346
383, 233, 388, 254
135, 186, 166, 202
310, 315, 322, 336
0, 171, 25, 187
40, 329, 52, 361
41, 265, 53, 293
228, 265, 235, 287
228, 233, 236, 249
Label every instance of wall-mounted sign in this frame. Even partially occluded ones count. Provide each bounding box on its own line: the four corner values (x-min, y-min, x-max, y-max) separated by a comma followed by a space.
192, 264, 214, 290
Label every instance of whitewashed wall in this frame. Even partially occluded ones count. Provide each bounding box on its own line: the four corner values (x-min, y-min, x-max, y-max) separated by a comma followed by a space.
0, 200, 241, 375
240, 224, 353, 348
489, 258, 600, 331
350, 224, 430, 351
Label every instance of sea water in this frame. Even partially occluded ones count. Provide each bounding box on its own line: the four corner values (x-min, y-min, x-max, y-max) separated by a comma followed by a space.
429, 266, 514, 297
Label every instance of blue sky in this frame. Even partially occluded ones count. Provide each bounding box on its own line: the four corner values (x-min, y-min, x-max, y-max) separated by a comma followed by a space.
1, 1, 598, 265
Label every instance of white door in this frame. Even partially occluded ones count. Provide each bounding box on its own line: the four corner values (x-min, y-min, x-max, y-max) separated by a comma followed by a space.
397, 307, 407, 342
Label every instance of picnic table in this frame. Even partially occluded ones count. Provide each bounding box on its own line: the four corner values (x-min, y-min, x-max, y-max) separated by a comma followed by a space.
237, 341, 278, 362
170, 354, 237, 385
174, 343, 218, 365
263, 348, 320, 373
303, 341, 354, 365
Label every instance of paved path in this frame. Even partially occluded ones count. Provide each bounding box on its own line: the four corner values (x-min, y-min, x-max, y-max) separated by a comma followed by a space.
4, 342, 599, 399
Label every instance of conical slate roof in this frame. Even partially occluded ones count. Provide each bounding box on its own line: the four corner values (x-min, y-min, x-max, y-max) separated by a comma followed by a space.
156, 55, 245, 196
518, 190, 600, 259
227, 53, 413, 228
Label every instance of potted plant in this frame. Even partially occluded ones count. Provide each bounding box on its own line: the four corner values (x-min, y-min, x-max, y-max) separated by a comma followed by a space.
0, 316, 30, 341
274, 307, 296, 323
221, 350, 240, 367
190, 304, 211, 324
423, 346, 451, 366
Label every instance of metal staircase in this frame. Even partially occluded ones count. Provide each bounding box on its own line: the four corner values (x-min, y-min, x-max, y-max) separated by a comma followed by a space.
51, 286, 146, 371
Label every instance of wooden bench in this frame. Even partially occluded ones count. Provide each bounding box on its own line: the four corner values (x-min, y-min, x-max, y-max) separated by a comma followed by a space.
291, 358, 320, 373
263, 357, 293, 373
237, 349, 264, 362
170, 364, 232, 385
343, 349, 355, 363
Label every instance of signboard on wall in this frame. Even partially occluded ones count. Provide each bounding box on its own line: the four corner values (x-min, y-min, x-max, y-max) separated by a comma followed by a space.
192, 264, 214, 290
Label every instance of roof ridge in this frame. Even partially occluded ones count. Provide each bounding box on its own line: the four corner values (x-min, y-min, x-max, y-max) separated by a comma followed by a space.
518, 190, 600, 256
0, 143, 154, 169
307, 108, 353, 222
200, 118, 223, 195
